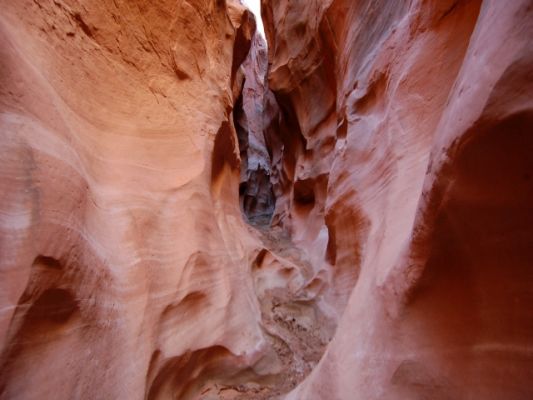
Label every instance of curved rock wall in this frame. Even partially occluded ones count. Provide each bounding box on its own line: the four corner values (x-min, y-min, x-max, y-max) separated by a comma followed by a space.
1, 0, 532, 399
261, 0, 533, 398
0, 0, 273, 398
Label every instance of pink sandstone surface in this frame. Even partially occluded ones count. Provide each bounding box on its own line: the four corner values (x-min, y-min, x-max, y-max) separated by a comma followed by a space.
261, 0, 533, 398
0, 0, 532, 399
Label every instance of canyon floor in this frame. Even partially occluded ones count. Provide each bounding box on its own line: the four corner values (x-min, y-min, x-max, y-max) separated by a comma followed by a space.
199, 224, 333, 400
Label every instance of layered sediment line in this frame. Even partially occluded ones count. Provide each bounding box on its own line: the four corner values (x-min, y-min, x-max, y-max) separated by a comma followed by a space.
0, 0, 532, 399
0, 1, 331, 399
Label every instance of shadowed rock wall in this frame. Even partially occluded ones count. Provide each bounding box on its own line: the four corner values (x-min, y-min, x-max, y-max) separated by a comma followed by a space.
261, 0, 533, 398
234, 34, 276, 225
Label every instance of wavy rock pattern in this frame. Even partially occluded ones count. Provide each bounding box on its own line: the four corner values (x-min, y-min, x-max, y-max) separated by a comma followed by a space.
260, 0, 533, 398
0, 0, 319, 398
0, 0, 532, 399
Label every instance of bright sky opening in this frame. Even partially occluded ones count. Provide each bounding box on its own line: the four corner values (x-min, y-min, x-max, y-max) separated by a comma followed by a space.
242, 0, 265, 38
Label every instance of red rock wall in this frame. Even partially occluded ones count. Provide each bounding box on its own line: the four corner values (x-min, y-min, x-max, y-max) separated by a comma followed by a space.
0, 1, 273, 398
261, 0, 533, 398
1, 0, 532, 398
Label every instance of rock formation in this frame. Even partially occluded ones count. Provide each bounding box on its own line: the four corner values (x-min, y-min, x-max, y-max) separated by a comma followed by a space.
234, 34, 276, 225
260, 0, 533, 399
0, 0, 532, 399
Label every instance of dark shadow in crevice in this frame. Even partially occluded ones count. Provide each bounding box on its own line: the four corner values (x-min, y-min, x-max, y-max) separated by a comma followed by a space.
233, 78, 276, 226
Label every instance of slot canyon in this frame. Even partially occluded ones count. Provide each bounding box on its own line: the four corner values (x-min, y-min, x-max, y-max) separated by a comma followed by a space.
0, 0, 532, 399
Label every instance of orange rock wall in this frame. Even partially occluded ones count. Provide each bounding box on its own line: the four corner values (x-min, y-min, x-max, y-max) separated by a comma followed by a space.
1, 0, 532, 399
0, 1, 269, 398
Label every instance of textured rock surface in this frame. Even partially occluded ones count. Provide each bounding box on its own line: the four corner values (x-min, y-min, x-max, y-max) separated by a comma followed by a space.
1, 0, 532, 399
261, 0, 533, 398
0, 0, 261, 398
234, 34, 276, 225
0, 0, 331, 399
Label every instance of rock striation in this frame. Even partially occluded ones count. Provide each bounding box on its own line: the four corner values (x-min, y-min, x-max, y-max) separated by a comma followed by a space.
0, 0, 532, 399
0, 0, 260, 397
260, 0, 533, 399
0, 0, 334, 398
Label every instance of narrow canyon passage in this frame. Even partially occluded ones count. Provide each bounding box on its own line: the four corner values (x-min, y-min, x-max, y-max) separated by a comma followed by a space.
198, 22, 337, 397
0, 1, 532, 400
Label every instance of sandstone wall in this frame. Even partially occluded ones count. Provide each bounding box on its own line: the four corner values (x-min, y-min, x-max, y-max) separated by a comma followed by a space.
261, 0, 533, 398
0, 1, 268, 398
1, 0, 532, 398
